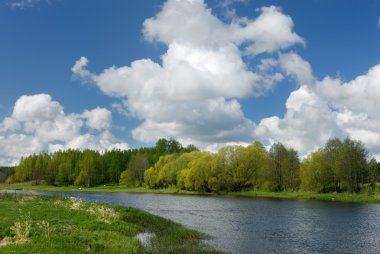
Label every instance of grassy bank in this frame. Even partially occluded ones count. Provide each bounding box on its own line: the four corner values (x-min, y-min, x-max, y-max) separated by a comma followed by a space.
226, 190, 380, 204
0, 182, 211, 195
0, 193, 221, 254
1, 182, 380, 204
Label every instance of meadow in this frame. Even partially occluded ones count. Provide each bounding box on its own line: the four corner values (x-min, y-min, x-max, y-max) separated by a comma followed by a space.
0, 192, 221, 254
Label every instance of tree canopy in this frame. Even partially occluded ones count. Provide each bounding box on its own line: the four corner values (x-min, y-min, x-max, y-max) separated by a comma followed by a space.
9, 137, 377, 194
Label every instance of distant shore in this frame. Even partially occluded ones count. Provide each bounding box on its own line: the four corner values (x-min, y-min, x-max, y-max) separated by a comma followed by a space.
1, 182, 380, 204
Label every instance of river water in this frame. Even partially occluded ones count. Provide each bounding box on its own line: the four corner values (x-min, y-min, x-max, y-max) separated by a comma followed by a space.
30, 191, 380, 253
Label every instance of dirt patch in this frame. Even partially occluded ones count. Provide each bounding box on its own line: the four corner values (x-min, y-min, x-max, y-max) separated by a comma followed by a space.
0, 237, 13, 247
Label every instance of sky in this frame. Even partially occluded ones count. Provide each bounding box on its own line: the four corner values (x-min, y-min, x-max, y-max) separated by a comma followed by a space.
1, 0, 380, 165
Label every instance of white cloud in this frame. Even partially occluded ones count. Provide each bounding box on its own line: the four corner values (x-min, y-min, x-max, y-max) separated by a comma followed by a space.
71, 0, 380, 159
218, 0, 248, 8
4, 0, 380, 163
73, 0, 303, 149
72, 57, 94, 82
315, 64, 380, 157
4, 94, 82, 143
82, 107, 112, 131
255, 52, 380, 159
0, 94, 128, 165
62, 131, 129, 151
6, 0, 42, 9
378, 17, 380, 28
0, 134, 42, 166
143, 1, 303, 55
232, 6, 305, 55
254, 85, 340, 153
316, 64, 380, 118
279, 52, 314, 86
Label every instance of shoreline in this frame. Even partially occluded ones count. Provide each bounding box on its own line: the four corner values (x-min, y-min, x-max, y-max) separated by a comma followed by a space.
1, 182, 379, 204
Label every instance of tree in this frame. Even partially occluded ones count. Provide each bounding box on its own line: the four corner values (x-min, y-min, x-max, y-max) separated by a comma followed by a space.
300, 149, 324, 192
235, 142, 267, 190
178, 152, 213, 191
74, 151, 98, 187
55, 162, 72, 186
367, 158, 378, 192
0, 171, 6, 182
120, 154, 150, 187
338, 138, 368, 193
321, 138, 342, 192
184, 144, 199, 152
264, 143, 300, 191
213, 146, 239, 191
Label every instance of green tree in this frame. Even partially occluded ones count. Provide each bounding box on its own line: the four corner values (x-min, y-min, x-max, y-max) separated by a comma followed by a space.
338, 138, 368, 193
264, 143, 300, 191
177, 152, 214, 191
321, 138, 342, 192
300, 149, 323, 191
74, 151, 98, 187
120, 154, 150, 187
367, 158, 378, 192
55, 162, 72, 186
235, 142, 267, 190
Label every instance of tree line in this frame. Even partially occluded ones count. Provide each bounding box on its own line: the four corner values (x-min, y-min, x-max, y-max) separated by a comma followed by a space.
141, 138, 379, 193
0, 167, 14, 183
8, 137, 380, 193
8, 139, 197, 187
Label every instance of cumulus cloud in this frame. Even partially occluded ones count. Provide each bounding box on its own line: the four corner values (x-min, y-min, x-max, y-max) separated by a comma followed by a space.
255, 52, 380, 158
72, 57, 94, 82
316, 64, 380, 157
254, 85, 340, 153
82, 107, 112, 131
279, 52, 314, 86
71, 0, 380, 159
316, 64, 380, 117
3, 94, 82, 143
231, 6, 305, 55
143, 1, 304, 55
4, 0, 379, 164
73, 0, 303, 149
0, 94, 128, 165
50, 131, 129, 152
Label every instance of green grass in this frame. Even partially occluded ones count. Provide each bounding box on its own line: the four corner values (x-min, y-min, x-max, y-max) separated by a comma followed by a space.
0, 193, 221, 254
226, 190, 380, 204
0, 182, 211, 195
2, 182, 380, 204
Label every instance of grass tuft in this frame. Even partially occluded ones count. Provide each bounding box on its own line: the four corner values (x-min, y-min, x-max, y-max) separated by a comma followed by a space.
88, 206, 120, 224
10, 215, 32, 243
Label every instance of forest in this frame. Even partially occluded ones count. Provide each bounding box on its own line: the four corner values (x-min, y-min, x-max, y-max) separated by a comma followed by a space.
6, 138, 380, 194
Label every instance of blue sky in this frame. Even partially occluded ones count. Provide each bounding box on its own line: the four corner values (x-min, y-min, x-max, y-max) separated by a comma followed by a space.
1, 0, 380, 165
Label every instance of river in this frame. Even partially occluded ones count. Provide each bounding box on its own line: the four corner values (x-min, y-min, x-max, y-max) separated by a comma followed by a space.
32, 191, 380, 253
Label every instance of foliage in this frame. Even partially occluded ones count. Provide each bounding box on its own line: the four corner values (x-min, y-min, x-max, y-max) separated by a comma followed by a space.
11, 138, 196, 188
301, 137, 371, 193
147, 142, 288, 193
0, 167, 15, 183
120, 154, 150, 187
8, 136, 377, 195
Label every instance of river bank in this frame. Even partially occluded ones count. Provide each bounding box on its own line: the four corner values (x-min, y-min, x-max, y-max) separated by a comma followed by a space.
0, 192, 220, 254
1, 182, 380, 204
